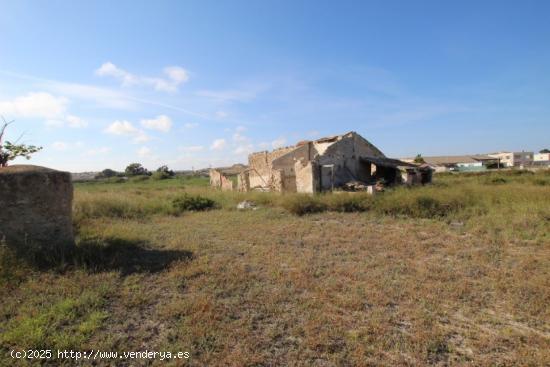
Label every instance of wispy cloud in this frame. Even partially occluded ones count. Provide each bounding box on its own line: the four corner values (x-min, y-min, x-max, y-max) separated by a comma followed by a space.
195, 84, 267, 102
0, 70, 210, 118
141, 114, 172, 132
0, 92, 68, 119
104, 120, 150, 143
96, 62, 189, 92
46, 114, 88, 129
210, 138, 226, 150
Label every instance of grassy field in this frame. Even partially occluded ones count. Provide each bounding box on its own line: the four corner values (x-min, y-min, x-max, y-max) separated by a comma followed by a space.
1, 171, 549, 366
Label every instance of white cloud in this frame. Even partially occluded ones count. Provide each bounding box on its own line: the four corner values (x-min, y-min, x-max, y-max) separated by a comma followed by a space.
0, 92, 68, 119
141, 114, 172, 132
95, 62, 137, 86
104, 120, 150, 143
95, 62, 189, 92
257, 142, 270, 150
137, 146, 151, 157
66, 115, 88, 128
46, 114, 87, 129
164, 66, 189, 83
210, 138, 226, 150
52, 141, 68, 151
179, 145, 204, 153
184, 122, 198, 129
105, 120, 137, 135
46, 81, 136, 110
236, 125, 247, 132
271, 137, 286, 149
215, 111, 228, 118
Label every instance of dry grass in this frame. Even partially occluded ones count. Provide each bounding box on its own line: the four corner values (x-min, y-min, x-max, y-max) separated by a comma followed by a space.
1, 171, 549, 366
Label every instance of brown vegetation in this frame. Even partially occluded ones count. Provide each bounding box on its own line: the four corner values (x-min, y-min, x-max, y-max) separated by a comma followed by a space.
0, 171, 549, 366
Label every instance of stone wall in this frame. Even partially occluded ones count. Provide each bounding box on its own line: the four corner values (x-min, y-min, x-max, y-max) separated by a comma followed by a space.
209, 169, 234, 191
294, 160, 318, 193
0, 165, 74, 254
247, 146, 297, 190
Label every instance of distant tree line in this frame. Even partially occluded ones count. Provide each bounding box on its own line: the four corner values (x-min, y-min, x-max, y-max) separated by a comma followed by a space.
95, 163, 176, 180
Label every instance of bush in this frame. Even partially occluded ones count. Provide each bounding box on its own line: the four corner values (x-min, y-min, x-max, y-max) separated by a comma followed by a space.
325, 193, 373, 212
376, 193, 465, 219
96, 168, 118, 179
282, 195, 327, 216
172, 194, 217, 212
125, 163, 149, 176
151, 171, 172, 180
156, 165, 175, 177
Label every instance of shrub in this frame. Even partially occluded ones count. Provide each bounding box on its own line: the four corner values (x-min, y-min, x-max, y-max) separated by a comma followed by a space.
375, 193, 465, 219
125, 163, 149, 176
156, 165, 175, 177
533, 179, 548, 186
151, 171, 171, 180
172, 194, 217, 212
95, 168, 118, 179
281, 195, 327, 216
325, 193, 373, 212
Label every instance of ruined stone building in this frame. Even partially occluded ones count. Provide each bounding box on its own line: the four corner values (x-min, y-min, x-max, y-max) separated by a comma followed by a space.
210, 131, 432, 193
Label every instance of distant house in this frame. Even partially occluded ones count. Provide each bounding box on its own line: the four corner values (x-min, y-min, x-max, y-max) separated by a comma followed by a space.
401, 155, 497, 172
533, 152, 550, 166
488, 151, 534, 168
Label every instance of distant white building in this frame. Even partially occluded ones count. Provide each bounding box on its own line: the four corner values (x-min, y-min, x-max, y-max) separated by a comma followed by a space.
534, 152, 550, 166
401, 155, 497, 172
488, 151, 534, 168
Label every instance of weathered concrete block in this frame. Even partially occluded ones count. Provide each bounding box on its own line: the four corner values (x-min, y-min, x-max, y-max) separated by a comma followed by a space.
0, 165, 74, 254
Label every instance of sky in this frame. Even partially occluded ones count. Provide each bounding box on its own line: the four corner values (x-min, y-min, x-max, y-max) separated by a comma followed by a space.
0, 0, 549, 172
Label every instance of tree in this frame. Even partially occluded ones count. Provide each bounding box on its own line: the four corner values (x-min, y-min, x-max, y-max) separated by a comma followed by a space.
125, 163, 149, 176
156, 165, 175, 177
95, 168, 118, 179
414, 154, 425, 164
540, 149, 550, 153
151, 165, 175, 180
0, 117, 42, 168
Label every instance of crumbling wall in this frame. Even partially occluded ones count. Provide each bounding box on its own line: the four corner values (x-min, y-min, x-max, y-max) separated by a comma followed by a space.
0, 165, 74, 254
247, 146, 298, 190
209, 169, 234, 191
248, 152, 271, 189
237, 171, 250, 192
294, 160, 318, 193
209, 169, 222, 187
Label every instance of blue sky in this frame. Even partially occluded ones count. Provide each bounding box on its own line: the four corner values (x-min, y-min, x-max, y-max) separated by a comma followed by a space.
1, 0, 549, 172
